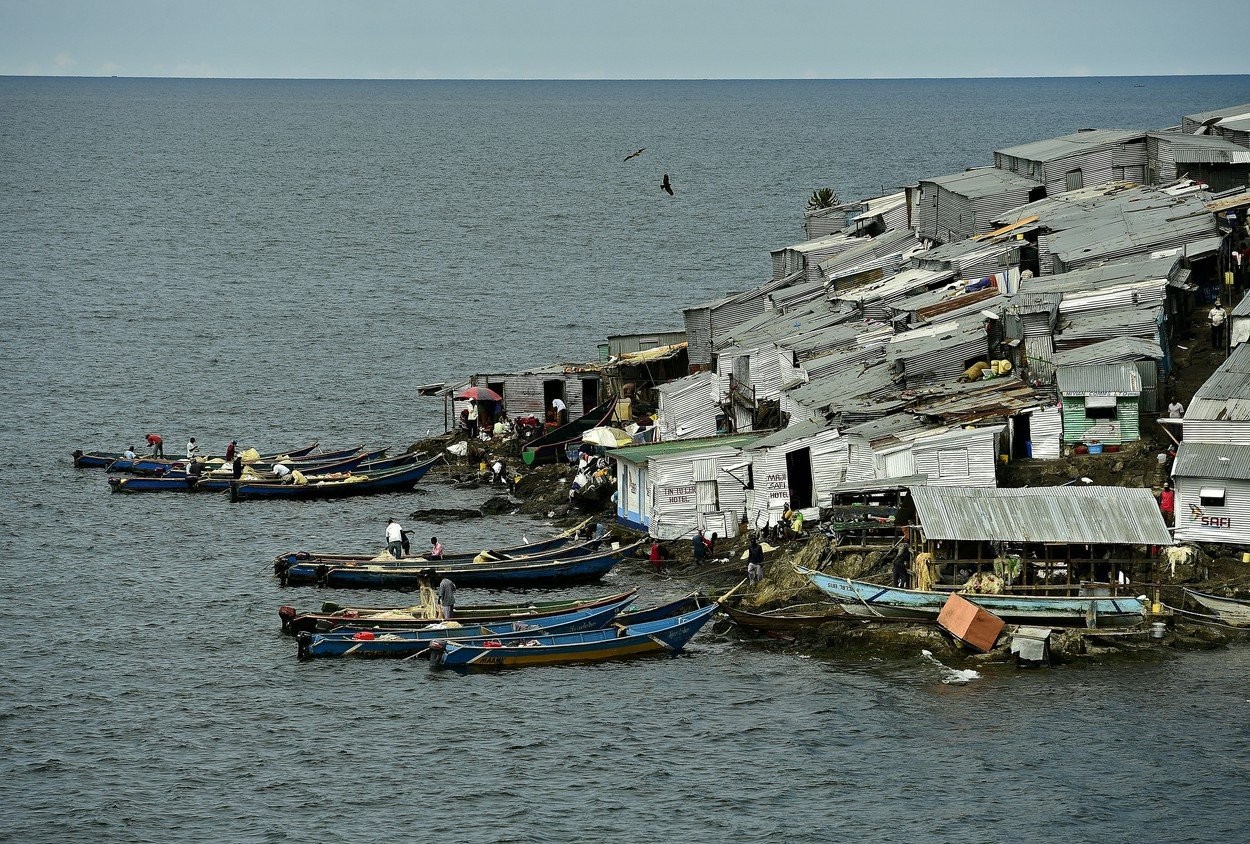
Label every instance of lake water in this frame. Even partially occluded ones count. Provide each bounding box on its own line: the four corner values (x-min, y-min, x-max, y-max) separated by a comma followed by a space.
3, 75, 1250, 842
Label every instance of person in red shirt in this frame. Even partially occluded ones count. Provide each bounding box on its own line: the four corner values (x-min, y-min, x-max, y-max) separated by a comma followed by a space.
145, 433, 164, 458
1159, 482, 1175, 526
649, 539, 664, 572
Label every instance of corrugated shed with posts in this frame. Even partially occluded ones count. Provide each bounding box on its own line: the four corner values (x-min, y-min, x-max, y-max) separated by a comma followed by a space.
1168, 441, 1250, 546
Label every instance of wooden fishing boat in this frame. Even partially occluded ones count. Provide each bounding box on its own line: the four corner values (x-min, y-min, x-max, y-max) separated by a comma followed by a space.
521, 398, 617, 466
296, 595, 636, 659
72, 440, 320, 469
281, 539, 646, 590
429, 602, 719, 670
127, 445, 377, 478
109, 451, 382, 493
799, 566, 1145, 627
1181, 588, 1250, 627
278, 589, 639, 635
721, 600, 852, 637
272, 533, 580, 576
614, 592, 711, 625
229, 455, 440, 502
354, 451, 421, 472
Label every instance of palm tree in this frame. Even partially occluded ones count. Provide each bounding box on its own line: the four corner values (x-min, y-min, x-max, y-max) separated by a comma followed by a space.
806, 188, 839, 211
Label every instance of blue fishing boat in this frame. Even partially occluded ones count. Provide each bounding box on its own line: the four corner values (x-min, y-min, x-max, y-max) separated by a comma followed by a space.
798, 567, 1145, 627
429, 602, 720, 670
281, 539, 645, 589
72, 440, 320, 469
278, 589, 640, 635
108, 450, 382, 493
295, 595, 636, 659
273, 533, 580, 576
229, 455, 440, 502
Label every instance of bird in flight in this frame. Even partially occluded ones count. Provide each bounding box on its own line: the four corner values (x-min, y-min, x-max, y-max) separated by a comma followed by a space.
624, 148, 646, 161
661, 173, 674, 196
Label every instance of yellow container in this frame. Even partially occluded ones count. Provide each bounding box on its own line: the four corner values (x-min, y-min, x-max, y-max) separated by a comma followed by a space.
1242, 552, 1250, 564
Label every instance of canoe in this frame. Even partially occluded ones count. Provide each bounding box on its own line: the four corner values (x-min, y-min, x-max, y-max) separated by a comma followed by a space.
429, 602, 719, 670
1181, 588, 1250, 627
72, 441, 320, 469
127, 445, 378, 478
721, 600, 852, 637
272, 533, 580, 576
108, 451, 382, 493
277, 589, 639, 635
296, 595, 637, 659
229, 455, 440, 502
614, 592, 711, 625
354, 451, 421, 472
281, 539, 646, 590
799, 566, 1145, 627
521, 398, 617, 466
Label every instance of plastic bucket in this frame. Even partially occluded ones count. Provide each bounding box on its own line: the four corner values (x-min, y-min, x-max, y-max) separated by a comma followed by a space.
1150, 621, 1167, 640
1088, 443, 1103, 454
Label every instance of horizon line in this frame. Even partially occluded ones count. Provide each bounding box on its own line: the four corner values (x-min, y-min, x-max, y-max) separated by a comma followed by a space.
4, 72, 1249, 83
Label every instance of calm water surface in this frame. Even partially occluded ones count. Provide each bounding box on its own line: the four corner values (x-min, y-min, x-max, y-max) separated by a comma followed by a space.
2, 76, 1250, 842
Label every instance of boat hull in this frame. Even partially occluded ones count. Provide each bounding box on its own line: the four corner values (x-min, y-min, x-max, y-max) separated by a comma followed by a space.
229, 455, 439, 501
799, 567, 1145, 627
1183, 588, 1250, 626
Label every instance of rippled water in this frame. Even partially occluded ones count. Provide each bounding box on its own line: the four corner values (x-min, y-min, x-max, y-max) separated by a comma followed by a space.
4, 76, 1250, 842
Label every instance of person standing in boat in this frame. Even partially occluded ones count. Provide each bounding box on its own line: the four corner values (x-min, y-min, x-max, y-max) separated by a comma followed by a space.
385, 519, 404, 558
429, 536, 444, 560
145, 433, 164, 457
747, 536, 764, 584
224, 440, 238, 462
231, 454, 244, 479
186, 437, 200, 461
436, 575, 456, 619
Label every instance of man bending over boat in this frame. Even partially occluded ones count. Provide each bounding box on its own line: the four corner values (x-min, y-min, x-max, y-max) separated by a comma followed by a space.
437, 576, 456, 619
385, 519, 404, 558
145, 433, 164, 457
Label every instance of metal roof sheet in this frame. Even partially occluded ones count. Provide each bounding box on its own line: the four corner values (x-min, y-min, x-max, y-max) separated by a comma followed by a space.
1184, 102, 1250, 124
1173, 441, 1250, 480
1187, 343, 1250, 420
611, 433, 762, 464
909, 485, 1173, 545
921, 167, 1042, 199
1056, 363, 1142, 396
747, 419, 840, 450
995, 129, 1145, 163
1047, 337, 1164, 366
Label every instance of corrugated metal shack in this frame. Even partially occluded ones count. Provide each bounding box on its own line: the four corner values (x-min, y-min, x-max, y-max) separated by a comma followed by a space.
906, 485, 1172, 586
886, 316, 993, 389
463, 363, 603, 421
1183, 342, 1250, 445
655, 371, 722, 441
1181, 102, 1250, 150
771, 231, 871, 284
915, 167, 1043, 245
993, 129, 1148, 193
1232, 291, 1250, 347
832, 266, 956, 320
1055, 363, 1142, 445
604, 342, 689, 425
1172, 441, 1250, 546
912, 236, 1024, 285
682, 272, 802, 370
816, 228, 921, 285
1049, 337, 1165, 413
605, 330, 687, 358
1148, 132, 1250, 192
743, 420, 848, 530
611, 433, 762, 540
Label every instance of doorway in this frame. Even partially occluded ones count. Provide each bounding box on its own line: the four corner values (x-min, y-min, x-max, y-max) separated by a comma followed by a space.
785, 447, 814, 509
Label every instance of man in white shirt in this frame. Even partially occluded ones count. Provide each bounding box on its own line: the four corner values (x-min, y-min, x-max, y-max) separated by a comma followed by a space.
551, 397, 567, 424
385, 519, 404, 558
186, 437, 200, 460
1210, 302, 1227, 351
123, 445, 137, 460
271, 462, 292, 483
1168, 400, 1184, 419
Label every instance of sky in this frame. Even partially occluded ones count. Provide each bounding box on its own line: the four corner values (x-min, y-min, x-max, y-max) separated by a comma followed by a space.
2, 0, 1249, 80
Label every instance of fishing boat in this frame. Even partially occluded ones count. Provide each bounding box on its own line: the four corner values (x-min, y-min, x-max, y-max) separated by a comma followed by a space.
108, 450, 383, 493
798, 567, 1146, 627
614, 592, 711, 625
1181, 588, 1250, 627
721, 600, 852, 638
296, 595, 636, 659
278, 589, 639, 635
521, 397, 617, 466
429, 602, 719, 670
72, 440, 320, 469
229, 455, 440, 502
272, 532, 581, 575
127, 445, 376, 478
280, 539, 646, 589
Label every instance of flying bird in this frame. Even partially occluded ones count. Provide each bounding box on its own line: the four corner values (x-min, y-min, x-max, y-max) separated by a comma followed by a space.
661, 173, 674, 196
623, 148, 646, 161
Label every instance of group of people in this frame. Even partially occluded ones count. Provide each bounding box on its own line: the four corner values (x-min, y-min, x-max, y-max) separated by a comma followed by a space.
384, 519, 455, 617
129, 435, 249, 482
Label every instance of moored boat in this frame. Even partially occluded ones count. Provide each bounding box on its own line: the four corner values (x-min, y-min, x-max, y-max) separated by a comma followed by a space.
1181, 587, 1250, 627
229, 455, 440, 502
72, 440, 320, 469
721, 600, 852, 637
280, 539, 646, 589
272, 532, 580, 575
296, 595, 636, 659
798, 566, 1146, 627
278, 589, 639, 635
109, 451, 383, 493
429, 602, 719, 670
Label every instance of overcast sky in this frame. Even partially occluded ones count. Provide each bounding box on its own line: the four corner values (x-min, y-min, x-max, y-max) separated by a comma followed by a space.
3, 0, 1249, 80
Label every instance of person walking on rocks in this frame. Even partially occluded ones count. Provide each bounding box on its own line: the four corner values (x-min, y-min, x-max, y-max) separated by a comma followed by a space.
747, 536, 765, 585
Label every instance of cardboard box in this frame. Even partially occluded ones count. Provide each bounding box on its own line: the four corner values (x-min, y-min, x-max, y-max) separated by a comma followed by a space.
937, 592, 1005, 653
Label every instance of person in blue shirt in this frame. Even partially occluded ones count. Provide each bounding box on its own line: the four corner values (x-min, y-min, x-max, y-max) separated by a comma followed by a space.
692, 529, 706, 564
